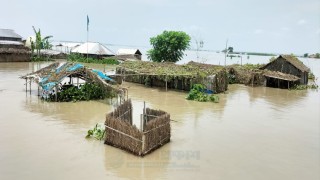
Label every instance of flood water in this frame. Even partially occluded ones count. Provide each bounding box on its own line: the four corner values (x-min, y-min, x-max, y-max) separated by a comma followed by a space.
0, 59, 319, 180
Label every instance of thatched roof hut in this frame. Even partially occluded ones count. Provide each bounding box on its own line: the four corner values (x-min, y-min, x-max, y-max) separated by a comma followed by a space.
116, 61, 228, 93
21, 62, 123, 101
0, 29, 30, 62
260, 55, 310, 88
116, 49, 142, 60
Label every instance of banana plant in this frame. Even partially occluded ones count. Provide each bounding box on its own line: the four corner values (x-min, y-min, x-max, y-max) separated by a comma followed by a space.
32, 26, 53, 57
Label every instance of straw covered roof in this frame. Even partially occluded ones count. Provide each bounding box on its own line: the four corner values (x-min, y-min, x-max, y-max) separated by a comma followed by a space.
261, 55, 310, 72
119, 60, 225, 77
0, 47, 30, 54
263, 70, 300, 81
21, 62, 118, 92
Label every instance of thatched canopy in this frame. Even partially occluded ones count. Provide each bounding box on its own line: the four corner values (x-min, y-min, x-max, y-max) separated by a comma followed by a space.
261, 55, 310, 72
21, 62, 120, 92
263, 70, 300, 81
0, 48, 30, 54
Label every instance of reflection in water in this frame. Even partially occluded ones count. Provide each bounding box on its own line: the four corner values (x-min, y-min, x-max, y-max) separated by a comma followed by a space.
0, 62, 319, 180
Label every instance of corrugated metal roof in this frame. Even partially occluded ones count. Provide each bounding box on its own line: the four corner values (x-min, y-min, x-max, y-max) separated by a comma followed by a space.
117, 49, 142, 55
71, 42, 114, 55
0, 40, 23, 45
0, 29, 22, 39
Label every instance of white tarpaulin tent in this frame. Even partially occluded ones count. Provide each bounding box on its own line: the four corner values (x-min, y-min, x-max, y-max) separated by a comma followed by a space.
71, 42, 114, 56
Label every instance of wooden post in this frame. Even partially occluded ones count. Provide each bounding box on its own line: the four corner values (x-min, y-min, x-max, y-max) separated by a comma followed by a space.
55, 86, 58, 102
143, 101, 146, 130
142, 134, 145, 154
25, 79, 27, 92
29, 79, 31, 94
37, 85, 40, 96
165, 76, 168, 92
77, 77, 79, 87
140, 114, 144, 132
251, 74, 254, 87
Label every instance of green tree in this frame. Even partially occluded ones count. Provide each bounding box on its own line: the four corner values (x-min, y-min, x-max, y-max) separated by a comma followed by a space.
32, 26, 53, 57
147, 31, 191, 63
303, 53, 308, 57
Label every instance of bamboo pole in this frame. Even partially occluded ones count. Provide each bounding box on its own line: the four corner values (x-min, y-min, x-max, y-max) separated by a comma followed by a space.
55, 86, 58, 102
165, 76, 168, 92
29, 79, 31, 94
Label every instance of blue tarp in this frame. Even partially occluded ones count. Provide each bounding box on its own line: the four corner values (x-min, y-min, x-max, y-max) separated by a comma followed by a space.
92, 69, 114, 81
39, 76, 49, 85
38, 63, 114, 92
42, 82, 57, 91
204, 89, 214, 94
55, 63, 68, 73
67, 64, 84, 72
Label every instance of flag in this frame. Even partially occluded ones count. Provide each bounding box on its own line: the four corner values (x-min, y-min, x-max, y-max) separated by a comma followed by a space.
87, 15, 89, 31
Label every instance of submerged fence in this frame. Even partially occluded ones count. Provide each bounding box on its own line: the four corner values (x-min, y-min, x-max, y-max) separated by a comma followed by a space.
104, 99, 171, 156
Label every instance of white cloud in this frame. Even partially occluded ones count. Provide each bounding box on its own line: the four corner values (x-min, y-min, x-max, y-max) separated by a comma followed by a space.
281, 27, 290, 31
297, 19, 307, 25
254, 29, 264, 34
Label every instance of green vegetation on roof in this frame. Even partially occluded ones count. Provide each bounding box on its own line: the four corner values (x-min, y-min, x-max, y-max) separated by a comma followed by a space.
119, 61, 225, 78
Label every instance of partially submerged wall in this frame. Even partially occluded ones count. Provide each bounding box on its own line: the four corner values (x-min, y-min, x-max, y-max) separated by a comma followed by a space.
116, 61, 228, 93
0, 45, 31, 62
104, 100, 171, 156
227, 65, 265, 86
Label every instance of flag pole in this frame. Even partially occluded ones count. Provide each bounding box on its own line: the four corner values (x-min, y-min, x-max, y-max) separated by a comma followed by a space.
87, 15, 89, 62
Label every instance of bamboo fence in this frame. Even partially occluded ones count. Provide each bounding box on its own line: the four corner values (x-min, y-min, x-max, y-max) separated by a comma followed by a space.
105, 100, 171, 156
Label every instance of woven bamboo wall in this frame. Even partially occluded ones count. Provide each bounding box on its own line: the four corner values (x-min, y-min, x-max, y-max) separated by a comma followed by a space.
105, 100, 171, 156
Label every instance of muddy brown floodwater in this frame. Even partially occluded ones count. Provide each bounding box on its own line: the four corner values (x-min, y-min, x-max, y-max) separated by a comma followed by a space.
0, 61, 319, 180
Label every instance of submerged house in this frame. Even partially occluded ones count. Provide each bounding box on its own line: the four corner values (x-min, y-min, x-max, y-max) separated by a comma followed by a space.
0, 29, 30, 62
260, 55, 310, 88
117, 48, 142, 60
116, 61, 228, 93
71, 42, 115, 59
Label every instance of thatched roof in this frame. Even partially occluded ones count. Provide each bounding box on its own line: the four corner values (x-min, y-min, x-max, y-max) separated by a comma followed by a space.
0, 47, 30, 54
281, 55, 310, 72
119, 61, 225, 77
261, 55, 310, 72
21, 62, 119, 92
263, 70, 300, 81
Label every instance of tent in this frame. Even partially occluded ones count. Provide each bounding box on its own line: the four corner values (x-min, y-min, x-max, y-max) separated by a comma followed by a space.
71, 42, 114, 59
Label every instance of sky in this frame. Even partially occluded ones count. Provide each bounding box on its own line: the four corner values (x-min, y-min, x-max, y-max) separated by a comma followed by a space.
1, 0, 319, 54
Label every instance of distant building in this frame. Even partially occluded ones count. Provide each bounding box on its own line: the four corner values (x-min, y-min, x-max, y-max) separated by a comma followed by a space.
0, 29, 30, 62
52, 41, 81, 54
71, 42, 114, 59
117, 49, 142, 60
261, 55, 310, 88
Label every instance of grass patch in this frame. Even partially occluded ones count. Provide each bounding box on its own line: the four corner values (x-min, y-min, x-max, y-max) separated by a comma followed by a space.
67, 53, 120, 65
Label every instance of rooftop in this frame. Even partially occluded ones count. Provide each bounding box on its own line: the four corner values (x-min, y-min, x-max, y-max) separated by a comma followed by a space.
0, 29, 22, 39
